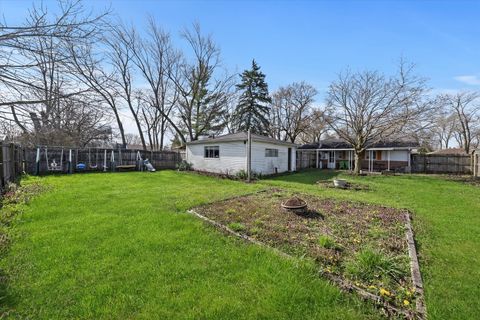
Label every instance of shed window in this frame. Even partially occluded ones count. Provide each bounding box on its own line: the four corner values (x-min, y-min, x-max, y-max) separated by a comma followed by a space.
204, 146, 219, 158
265, 148, 279, 157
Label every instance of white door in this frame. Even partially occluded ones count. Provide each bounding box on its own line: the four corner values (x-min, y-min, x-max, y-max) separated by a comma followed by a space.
328, 151, 336, 169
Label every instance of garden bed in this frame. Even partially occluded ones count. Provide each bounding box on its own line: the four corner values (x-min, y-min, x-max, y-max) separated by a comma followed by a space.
192, 189, 423, 318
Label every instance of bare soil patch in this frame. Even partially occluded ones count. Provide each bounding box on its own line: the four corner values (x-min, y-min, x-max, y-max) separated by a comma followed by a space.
193, 189, 420, 317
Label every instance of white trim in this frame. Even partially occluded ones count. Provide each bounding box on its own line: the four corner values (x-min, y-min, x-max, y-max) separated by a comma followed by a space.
388, 150, 391, 171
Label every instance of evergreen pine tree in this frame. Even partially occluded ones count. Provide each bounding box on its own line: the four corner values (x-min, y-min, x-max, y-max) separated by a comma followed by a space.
233, 60, 272, 134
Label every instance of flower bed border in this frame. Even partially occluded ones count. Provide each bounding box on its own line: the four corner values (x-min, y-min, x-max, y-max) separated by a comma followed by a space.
187, 190, 426, 319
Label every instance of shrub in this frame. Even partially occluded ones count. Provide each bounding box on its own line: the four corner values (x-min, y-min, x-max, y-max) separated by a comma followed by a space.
176, 160, 193, 171
228, 222, 246, 232
345, 247, 407, 283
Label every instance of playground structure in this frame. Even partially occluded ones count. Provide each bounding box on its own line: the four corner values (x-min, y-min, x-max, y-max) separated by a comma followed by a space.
29, 147, 182, 175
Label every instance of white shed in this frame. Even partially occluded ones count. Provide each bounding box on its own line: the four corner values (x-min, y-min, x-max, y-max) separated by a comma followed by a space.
186, 132, 297, 175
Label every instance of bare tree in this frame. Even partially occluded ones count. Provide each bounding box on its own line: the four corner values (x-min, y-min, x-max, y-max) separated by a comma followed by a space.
106, 25, 147, 150
325, 62, 429, 174
68, 42, 127, 147
270, 81, 317, 143
0, 0, 108, 107
431, 105, 457, 149
130, 18, 180, 149
438, 92, 479, 153
297, 108, 329, 144
171, 23, 234, 142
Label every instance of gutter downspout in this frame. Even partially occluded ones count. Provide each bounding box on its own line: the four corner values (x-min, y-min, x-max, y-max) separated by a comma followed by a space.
247, 129, 252, 182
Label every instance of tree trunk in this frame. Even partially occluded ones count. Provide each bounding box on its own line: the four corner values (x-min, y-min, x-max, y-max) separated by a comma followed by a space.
111, 107, 127, 148
353, 150, 364, 175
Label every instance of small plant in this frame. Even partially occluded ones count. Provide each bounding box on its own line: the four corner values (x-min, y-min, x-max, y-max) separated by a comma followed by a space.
254, 219, 264, 227
250, 227, 261, 235
234, 170, 262, 181
176, 160, 193, 171
235, 170, 248, 180
345, 247, 407, 283
225, 208, 236, 215
228, 222, 246, 232
318, 235, 340, 250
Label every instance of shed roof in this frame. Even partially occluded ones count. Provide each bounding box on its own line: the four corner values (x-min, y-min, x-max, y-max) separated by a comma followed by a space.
186, 132, 297, 147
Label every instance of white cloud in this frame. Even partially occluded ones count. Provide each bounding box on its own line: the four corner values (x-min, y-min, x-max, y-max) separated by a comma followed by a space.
453, 75, 480, 86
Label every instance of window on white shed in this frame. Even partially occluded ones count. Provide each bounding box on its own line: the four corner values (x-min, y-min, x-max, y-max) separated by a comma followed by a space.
265, 148, 279, 157
204, 146, 220, 158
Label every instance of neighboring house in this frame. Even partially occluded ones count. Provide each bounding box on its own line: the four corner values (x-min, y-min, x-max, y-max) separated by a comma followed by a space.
297, 139, 418, 172
185, 132, 297, 175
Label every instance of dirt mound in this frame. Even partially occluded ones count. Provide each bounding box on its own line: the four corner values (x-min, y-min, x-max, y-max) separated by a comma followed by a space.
283, 197, 306, 207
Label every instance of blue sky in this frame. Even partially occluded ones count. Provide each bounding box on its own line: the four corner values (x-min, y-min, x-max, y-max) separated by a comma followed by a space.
1, 0, 480, 132
2, 0, 480, 94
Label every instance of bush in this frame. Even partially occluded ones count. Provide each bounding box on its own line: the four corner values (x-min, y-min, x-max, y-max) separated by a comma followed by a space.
345, 247, 407, 283
227, 222, 246, 232
176, 160, 193, 171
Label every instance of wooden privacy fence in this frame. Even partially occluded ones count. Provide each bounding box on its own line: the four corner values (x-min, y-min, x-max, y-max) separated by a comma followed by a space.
0, 143, 26, 191
411, 154, 472, 174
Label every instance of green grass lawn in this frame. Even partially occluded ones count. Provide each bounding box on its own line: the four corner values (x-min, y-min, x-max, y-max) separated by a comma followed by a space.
1, 170, 479, 319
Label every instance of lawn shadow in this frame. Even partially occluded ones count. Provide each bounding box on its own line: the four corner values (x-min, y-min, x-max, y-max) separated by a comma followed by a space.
295, 208, 324, 219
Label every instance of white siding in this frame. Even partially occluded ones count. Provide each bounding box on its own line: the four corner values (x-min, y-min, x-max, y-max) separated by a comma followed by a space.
186, 141, 246, 175
186, 140, 296, 175
388, 150, 409, 161
251, 142, 294, 174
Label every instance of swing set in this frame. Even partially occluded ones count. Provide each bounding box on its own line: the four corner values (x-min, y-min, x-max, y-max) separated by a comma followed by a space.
34, 147, 157, 175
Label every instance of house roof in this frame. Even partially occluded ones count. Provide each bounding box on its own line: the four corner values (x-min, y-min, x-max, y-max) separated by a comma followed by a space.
186, 132, 297, 147
428, 148, 468, 155
298, 139, 418, 150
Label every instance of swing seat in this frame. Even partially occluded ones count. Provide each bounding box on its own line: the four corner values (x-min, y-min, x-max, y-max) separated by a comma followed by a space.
76, 163, 87, 170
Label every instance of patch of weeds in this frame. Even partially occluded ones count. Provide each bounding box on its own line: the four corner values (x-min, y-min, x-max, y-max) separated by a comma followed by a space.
0, 178, 48, 316
225, 208, 236, 215
367, 225, 388, 240
318, 235, 341, 250
272, 192, 284, 198
345, 247, 408, 284
227, 222, 246, 232
253, 219, 264, 227
249, 227, 261, 235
